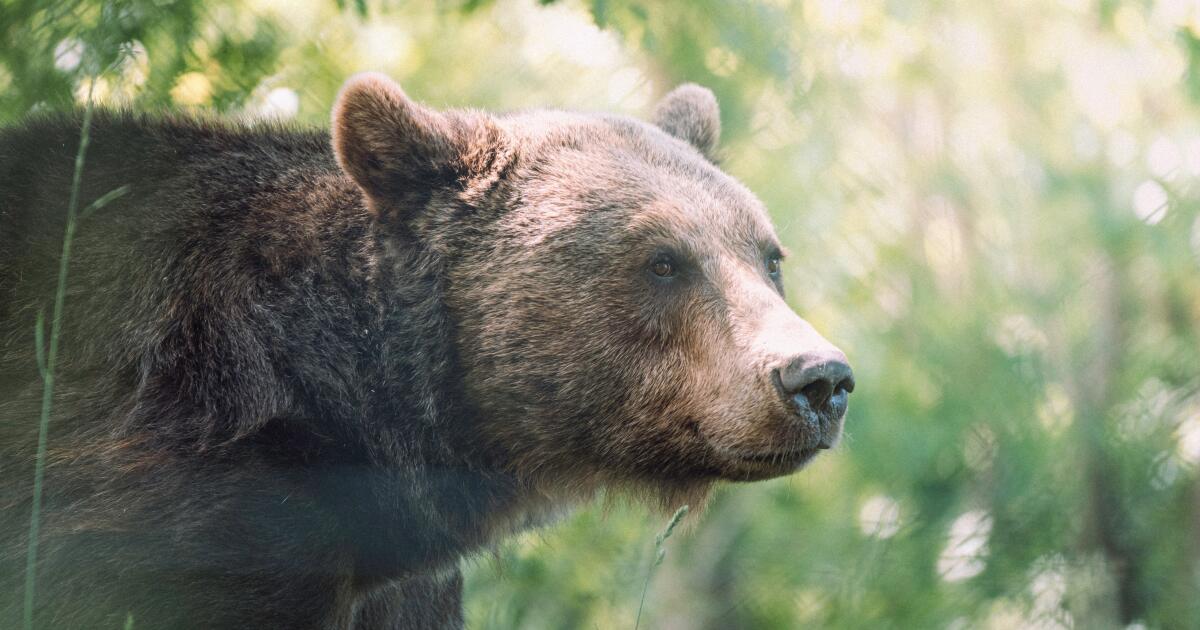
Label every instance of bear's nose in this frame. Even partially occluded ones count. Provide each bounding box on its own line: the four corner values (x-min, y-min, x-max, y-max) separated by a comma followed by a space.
776, 351, 855, 415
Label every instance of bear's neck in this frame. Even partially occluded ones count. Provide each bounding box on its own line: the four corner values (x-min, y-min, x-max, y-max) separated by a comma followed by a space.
280, 210, 541, 578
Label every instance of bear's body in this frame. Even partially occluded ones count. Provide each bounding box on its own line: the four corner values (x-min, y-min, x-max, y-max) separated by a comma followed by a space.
0, 111, 503, 628
0, 76, 853, 628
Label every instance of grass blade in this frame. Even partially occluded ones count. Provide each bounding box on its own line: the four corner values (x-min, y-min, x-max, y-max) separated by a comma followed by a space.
23, 80, 97, 630
79, 184, 130, 220
634, 504, 689, 630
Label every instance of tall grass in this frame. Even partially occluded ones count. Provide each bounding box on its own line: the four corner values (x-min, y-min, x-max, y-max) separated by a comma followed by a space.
634, 504, 689, 630
22, 78, 128, 630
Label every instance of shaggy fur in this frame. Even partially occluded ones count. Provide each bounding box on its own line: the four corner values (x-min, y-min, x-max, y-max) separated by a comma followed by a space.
0, 75, 851, 629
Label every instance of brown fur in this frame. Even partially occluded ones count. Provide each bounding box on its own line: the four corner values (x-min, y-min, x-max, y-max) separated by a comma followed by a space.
0, 74, 850, 628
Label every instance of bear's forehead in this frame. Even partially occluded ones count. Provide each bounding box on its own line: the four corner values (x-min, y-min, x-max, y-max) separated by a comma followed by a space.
506, 112, 778, 250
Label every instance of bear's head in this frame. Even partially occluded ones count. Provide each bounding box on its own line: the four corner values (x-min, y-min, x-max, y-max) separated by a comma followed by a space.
332, 74, 853, 505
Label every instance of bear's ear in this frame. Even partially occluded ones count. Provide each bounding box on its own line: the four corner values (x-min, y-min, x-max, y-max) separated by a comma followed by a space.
331, 73, 506, 219
652, 83, 721, 161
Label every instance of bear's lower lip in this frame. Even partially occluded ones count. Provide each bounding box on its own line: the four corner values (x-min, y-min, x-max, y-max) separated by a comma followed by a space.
730, 447, 819, 466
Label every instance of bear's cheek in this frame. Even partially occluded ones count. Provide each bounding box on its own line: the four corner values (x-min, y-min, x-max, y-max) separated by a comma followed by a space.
587, 337, 740, 470
575, 293, 764, 472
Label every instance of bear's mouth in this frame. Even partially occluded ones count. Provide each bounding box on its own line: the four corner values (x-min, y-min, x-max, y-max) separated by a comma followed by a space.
731, 447, 819, 464
693, 422, 827, 479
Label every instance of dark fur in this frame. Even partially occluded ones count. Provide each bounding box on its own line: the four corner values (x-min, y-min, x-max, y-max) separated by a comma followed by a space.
0, 110, 505, 628
0, 76, 849, 628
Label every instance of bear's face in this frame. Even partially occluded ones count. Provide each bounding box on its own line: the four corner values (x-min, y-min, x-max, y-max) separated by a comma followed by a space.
332, 75, 853, 498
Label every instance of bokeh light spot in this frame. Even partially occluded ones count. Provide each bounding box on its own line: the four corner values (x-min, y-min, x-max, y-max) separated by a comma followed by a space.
1132, 179, 1168, 225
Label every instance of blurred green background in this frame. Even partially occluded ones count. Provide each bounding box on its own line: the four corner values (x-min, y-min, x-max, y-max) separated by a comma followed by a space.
3, 0, 1200, 628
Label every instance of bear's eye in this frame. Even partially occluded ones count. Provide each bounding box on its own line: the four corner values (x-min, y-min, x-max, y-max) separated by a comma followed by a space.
651, 258, 676, 278
766, 256, 782, 277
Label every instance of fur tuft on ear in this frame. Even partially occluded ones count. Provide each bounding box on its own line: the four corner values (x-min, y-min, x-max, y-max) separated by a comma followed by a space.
331, 72, 505, 219
652, 84, 721, 161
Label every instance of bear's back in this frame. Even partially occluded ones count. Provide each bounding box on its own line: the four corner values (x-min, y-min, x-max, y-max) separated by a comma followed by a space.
0, 110, 344, 305
0, 111, 377, 450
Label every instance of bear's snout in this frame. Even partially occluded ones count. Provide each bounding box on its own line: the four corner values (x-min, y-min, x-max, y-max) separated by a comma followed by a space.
774, 351, 855, 446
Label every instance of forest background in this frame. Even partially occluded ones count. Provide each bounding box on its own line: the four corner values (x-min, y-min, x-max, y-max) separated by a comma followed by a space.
3, 0, 1199, 627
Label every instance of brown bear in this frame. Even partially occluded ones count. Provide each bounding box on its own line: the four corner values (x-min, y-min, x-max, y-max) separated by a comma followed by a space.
0, 73, 853, 629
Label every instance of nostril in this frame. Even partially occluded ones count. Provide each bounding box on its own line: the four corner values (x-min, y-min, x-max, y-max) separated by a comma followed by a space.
778, 352, 854, 412
799, 378, 834, 410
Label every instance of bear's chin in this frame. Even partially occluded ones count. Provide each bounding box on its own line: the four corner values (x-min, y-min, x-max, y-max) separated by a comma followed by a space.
717, 450, 822, 482
636, 478, 718, 515
613, 451, 816, 516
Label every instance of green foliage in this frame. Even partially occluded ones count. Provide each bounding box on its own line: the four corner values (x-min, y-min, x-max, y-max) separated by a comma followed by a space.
4, 0, 1200, 627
